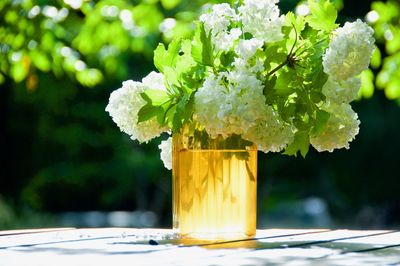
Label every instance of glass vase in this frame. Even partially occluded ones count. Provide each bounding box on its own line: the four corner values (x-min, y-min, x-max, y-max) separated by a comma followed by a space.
172, 124, 257, 240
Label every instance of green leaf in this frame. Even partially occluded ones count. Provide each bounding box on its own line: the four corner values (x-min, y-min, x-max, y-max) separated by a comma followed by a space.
264, 45, 287, 71
386, 25, 400, 55
306, 0, 339, 32
175, 40, 197, 78
153, 39, 181, 73
220, 51, 236, 68
10, 59, 29, 83
163, 66, 181, 88
140, 89, 170, 106
283, 131, 310, 158
312, 110, 330, 136
263, 75, 277, 104
165, 104, 177, 129
160, 0, 181, 10
385, 79, 400, 100
309, 63, 328, 93
359, 69, 375, 99
182, 93, 194, 122
285, 11, 306, 33
191, 23, 213, 66
76, 69, 103, 87
30, 50, 51, 72
370, 46, 381, 69
172, 93, 193, 131
137, 104, 164, 124
181, 65, 206, 89
275, 70, 296, 95
139, 89, 173, 125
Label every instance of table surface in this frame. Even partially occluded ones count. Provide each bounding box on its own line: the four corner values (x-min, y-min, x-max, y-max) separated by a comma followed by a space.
1, 228, 399, 265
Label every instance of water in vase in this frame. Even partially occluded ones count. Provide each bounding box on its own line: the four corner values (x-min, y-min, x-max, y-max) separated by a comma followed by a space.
173, 148, 257, 240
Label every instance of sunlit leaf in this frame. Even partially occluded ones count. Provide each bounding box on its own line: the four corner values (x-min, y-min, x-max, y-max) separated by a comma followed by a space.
141, 89, 170, 106
306, 0, 338, 32
359, 69, 375, 99
312, 110, 330, 136
283, 131, 310, 158
10, 57, 29, 82
191, 23, 213, 67
370, 46, 382, 69
0, 73, 5, 84
30, 50, 51, 72
385, 79, 400, 100
161, 0, 181, 10
137, 104, 164, 124
76, 68, 103, 87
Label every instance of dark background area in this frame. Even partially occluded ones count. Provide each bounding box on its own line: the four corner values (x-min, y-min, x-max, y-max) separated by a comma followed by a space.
0, 0, 399, 229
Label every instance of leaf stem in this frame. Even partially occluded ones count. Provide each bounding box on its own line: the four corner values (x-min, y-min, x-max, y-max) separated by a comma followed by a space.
266, 60, 289, 77
266, 23, 298, 78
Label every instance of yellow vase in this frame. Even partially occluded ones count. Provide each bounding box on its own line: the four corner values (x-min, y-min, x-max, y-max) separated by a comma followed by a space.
172, 124, 257, 240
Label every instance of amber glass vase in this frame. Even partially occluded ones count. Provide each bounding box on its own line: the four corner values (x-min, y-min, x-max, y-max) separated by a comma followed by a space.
172, 124, 257, 240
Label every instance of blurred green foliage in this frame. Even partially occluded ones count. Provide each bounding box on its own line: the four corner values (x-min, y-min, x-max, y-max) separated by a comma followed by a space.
360, 0, 400, 102
0, 0, 214, 225
0, 0, 399, 229
0, 0, 214, 89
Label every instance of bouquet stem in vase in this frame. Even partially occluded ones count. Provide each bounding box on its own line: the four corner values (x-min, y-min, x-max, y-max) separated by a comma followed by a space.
172, 125, 257, 240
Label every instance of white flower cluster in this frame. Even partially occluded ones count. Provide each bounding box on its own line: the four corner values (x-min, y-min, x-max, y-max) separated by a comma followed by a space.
310, 103, 360, 152
235, 39, 264, 60
313, 19, 373, 152
158, 137, 172, 170
322, 77, 361, 104
194, 1, 289, 152
243, 106, 295, 153
200, 4, 241, 52
200, 0, 285, 52
323, 19, 375, 82
105, 72, 168, 143
239, 0, 285, 43
194, 69, 267, 138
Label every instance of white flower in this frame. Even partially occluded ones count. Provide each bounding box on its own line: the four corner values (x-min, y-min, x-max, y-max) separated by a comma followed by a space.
235, 38, 264, 60
105, 72, 168, 143
142, 71, 166, 90
322, 77, 361, 104
194, 71, 266, 138
243, 106, 295, 153
310, 103, 360, 152
323, 19, 375, 81
239, 0, 285, 43
216, 28, 242, 51
200, 3, 240, 51
158, 137, 172, 170
200, 3, 237, 34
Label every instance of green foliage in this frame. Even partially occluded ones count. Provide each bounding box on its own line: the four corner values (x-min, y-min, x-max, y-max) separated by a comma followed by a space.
283, 131, 310, 158
364, 0, 400, 102
138, 89, 170, 123
0, 0, 216, 222
0, 0, 211, 89
306, 0, 339, 32
260, 14, 331, 156
191, 23, 214, 67
140, 23, 214, 132
359, 69, 375, 99
161, 0, 181, 10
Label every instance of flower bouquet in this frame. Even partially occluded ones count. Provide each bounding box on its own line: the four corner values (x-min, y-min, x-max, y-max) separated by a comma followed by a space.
106, 0, 375, 240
